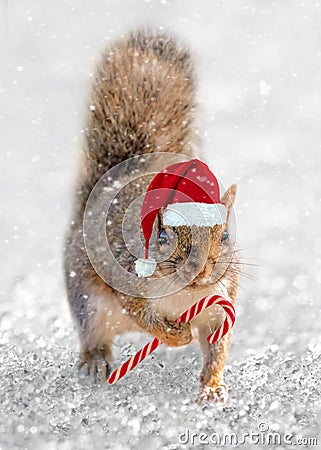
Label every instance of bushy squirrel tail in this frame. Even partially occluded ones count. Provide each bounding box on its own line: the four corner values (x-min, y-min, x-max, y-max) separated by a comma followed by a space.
82, 28, 196, 183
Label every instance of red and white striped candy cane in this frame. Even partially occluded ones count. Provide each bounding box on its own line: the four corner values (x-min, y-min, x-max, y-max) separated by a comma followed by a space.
176, 296, 236, 344
207, 299, 235, 344
107, 295, 235, 385
107, 336, 161, 385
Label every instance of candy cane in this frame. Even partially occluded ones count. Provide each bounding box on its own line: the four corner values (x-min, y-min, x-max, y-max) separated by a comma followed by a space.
107, 337, 162, 385
176, 296, 236, 344
107, 295, 235, 385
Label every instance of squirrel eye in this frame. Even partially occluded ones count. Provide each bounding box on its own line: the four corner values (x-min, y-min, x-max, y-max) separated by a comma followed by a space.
159, 229, 170, 245
221, 230, 229, 242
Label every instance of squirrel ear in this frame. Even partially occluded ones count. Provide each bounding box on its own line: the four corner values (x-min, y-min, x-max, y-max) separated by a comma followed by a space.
221, 184, 237, 211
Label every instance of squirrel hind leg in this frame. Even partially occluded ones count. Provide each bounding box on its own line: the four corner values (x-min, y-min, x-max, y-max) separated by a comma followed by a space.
78, 344, 113, 383
70, 275, 139, 382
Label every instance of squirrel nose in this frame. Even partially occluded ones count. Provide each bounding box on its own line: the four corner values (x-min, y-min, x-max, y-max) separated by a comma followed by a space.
183, 261, 202, 278
184, 266, 195, 276
187, 263, 208, 278
184, 267, 196, 280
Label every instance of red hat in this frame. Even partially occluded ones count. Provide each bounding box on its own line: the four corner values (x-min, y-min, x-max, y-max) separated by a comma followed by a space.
135, 158, 227, 277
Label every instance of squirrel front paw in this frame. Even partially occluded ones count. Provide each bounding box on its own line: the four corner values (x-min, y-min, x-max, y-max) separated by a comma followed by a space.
157, 318, 193, 347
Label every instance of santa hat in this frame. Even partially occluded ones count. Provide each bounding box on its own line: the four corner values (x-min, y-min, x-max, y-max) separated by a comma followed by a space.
135, 158, 227, 277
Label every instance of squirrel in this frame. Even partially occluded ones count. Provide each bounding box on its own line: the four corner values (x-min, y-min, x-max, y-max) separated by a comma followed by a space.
64, 29, 239, 403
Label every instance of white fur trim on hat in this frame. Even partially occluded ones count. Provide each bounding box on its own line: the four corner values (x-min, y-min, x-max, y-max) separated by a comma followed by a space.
135, 258, 157, 278
163, 202, 227, 227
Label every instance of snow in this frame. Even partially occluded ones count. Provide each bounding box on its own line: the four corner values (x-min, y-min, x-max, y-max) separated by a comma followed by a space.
1, 1, 321, 449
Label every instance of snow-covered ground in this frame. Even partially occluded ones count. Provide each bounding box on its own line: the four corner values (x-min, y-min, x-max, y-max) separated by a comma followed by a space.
1, 1, 321, 449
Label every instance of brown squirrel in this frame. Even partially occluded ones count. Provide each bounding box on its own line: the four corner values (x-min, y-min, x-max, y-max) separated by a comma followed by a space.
64, 29, 239, 403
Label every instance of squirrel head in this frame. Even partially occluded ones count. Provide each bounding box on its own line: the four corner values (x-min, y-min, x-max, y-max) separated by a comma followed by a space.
153, 184, 237, 289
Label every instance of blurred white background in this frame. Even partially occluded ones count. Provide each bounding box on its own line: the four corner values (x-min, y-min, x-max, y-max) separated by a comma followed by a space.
1, 1, 321, 449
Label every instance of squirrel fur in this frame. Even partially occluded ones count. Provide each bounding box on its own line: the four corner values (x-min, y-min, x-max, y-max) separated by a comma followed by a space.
64, 29, 239, 403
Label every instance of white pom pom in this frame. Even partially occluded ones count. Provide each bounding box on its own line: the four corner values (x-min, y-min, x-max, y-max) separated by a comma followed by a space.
135, 258, 156, 278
